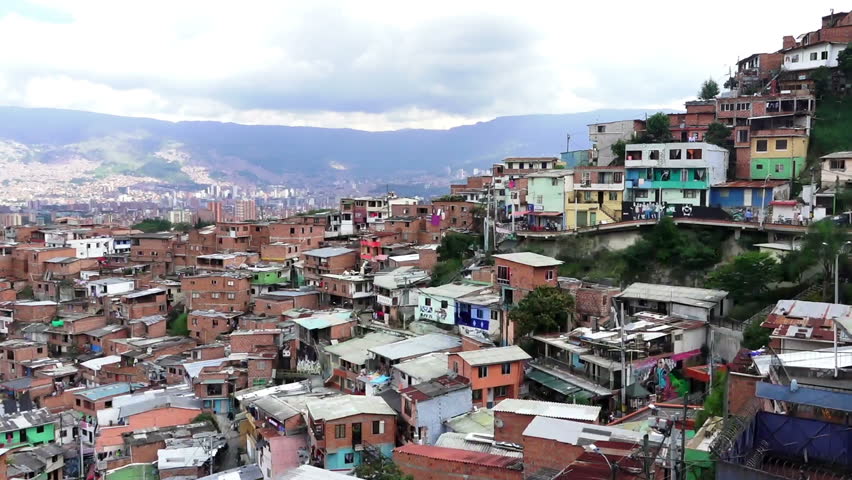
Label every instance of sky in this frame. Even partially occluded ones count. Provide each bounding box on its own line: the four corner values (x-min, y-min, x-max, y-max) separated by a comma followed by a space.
0, 0, 844, 131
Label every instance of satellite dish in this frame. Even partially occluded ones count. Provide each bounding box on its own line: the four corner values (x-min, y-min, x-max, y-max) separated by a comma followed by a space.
495, 418, 504, 428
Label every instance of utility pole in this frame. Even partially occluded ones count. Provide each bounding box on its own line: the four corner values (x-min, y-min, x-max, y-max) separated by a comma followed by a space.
619, 302, 627, 415
79, 422, 84, 480
642, 434, 651, 480
680, 393, 688, 480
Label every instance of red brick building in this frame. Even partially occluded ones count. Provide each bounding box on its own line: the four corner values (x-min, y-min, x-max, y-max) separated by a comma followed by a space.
0, 339, 48, 380
181, 273, 252, 312
668, 100, 716, 143
301, 247, 358, 286
493, 398, 600, 444
493, 252, 562, 305
394, 444, 523, 480
188, 310, 241, 344
129, 232, 180, 276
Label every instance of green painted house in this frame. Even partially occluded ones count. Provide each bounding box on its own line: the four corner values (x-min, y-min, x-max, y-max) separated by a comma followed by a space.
0, 408, 58, 448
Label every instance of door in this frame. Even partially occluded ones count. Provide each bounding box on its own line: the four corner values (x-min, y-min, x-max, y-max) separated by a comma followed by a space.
352, 422, 362, 446
487, 388, 495, 408
743, 188, 752, 207
589, 211, 597, 225
598, 191, 604, 205
577, 211, 588, 227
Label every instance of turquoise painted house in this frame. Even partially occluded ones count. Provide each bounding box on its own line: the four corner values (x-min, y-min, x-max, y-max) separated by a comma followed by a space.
0, 408, 58, 448
306, 395, 397, 471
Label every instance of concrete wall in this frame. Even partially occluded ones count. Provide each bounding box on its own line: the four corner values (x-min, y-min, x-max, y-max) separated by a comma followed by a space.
414, 387, 472, 445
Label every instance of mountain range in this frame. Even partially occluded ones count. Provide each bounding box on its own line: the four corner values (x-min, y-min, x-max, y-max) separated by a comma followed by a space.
0, 106, 660, 187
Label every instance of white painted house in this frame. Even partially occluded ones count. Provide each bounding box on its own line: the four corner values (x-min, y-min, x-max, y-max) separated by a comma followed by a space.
783, 41, 847, 71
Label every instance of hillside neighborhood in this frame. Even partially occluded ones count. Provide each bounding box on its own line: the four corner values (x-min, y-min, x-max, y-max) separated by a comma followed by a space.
0, 9, 851, 480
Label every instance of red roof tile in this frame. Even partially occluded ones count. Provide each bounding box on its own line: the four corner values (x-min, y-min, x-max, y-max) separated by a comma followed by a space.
394, 444, 522, 469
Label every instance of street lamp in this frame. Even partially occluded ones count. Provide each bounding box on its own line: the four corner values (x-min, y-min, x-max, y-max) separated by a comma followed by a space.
584, 444, 616, 480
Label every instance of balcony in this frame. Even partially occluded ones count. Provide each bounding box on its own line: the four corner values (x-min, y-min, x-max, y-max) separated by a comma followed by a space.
376, 294, 397, 306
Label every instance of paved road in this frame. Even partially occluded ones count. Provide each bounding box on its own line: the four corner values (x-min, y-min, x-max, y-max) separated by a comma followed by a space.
215, 413, 243, 471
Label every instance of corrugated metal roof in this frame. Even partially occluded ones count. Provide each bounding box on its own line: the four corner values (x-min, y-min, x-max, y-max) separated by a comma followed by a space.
435, 432, 524, 458
394, 443, 523, 469
393, 352, 450, 381
76, 382, 147, 401
454, 345, 531, 366
369, 333, 461, 361
301, 247, 355, 258
493, 252, 563, 267
445, 409, 494, 435
323, 332, 403, 365
278, 465, 352, 479
292, 311, 354, 330
307, 395, 395, 421
494, 398, 600, 421
522, 416, 663, 446
617, 282, 727, 309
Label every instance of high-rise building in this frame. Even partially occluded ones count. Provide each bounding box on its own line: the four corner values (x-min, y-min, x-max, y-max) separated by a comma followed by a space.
234, 200, 257, 222
208, 201, 223, 222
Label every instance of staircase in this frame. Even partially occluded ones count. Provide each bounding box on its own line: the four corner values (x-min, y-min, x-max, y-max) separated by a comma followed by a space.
598, 203, 621, 223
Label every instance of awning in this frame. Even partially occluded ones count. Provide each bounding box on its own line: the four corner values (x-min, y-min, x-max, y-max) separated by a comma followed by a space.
625, 382, 651, 398
526, 369, 595, 403
528, 211, 563, 216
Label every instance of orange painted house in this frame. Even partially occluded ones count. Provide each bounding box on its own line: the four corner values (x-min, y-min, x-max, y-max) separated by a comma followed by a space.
448, 345, 531, 408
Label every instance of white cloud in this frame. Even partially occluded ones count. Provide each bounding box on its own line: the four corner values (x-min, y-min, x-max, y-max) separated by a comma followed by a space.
0, 0, 843, 130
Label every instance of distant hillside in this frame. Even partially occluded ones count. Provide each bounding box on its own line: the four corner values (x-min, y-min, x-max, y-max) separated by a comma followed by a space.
0, 106, 659, 182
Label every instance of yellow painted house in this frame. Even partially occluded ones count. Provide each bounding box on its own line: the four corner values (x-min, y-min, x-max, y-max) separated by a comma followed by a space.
750, 129, 808, 180
565, 166, 625, 228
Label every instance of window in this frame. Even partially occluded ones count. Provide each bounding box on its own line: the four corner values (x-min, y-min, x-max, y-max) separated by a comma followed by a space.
686, 149, 702, 160
335, 424, 346, 439
608, 192, 619, 201
501, 363, 511, 375
821, 51, 829, 60
424, 298, 431, 307
597, 125, 606, 133
737, 130, 749, 143
475, 309, 483, 319
491, 310, 499, 320
545, 270, 554, 281
680, 169, 689, 182
497, 265, 510, 284
649, 150, 660, 160
583, 191, 593, 201
344, 453, 355, 464
227, 280, 234, 286
791, 54, 799, 63
551, 178, 558, 186
775, 139, 788, 151
452, 361, 459, 373
104, 401, 112, 408
682, 190, 698, 199
634, 190, 649, 199
775, 164, 785, 173
441, 300, 448, 309
372, 420, 385, 435
756, 140, 768, 152
810, 52, 818, 61
472, 389, 483, 401
227, 293, 236, 300
36, 425, 45, 433
756, 163, 764, 170
211, 292, 220, 299
736, 102, 750, 111
494, 386, 509, 398
830, 159, 845, 170
669, 149, 682, 160
613, 172, 623, 183
478, 366, 489, 378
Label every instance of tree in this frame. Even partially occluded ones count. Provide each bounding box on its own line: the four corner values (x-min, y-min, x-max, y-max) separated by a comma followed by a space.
695, 370, 727, 428
194, 219, 215, 229
611, 139, 627, 162
723, 77, 738, 91
354, 456, 413, 480
698, 78, 720, 100
646, 112, 672, 143
837, 43, 852, 79
706, 251, 780, 302
704, 122, 732, 148
437, 232, 479, 261
803, 220, 847, 300
430, 258, 462, 286
132, 218, 172, 233
509, 285, 574, 337
810, 66, 832, 98
742, 315, 772, 350
173, 222, 193, 233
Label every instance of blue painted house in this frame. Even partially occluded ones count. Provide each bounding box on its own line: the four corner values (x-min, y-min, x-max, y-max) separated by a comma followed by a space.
454, 292, 503, 343
709, 180, 790, 210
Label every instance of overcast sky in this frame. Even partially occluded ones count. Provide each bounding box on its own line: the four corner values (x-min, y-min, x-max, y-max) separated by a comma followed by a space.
0, 1, 843, 130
